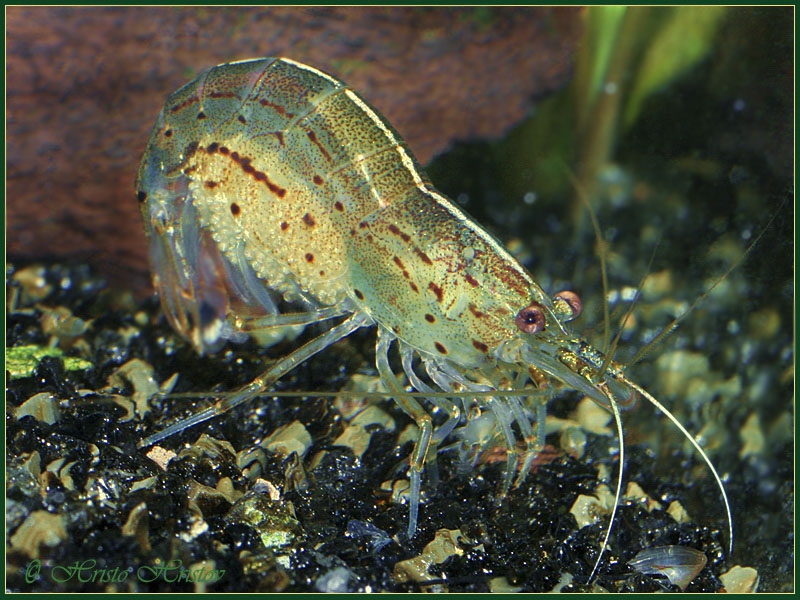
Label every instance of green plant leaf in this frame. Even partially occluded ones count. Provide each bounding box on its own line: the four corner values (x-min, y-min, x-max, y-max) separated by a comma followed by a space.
623, 7, 728, 128
6, 344, 93, 379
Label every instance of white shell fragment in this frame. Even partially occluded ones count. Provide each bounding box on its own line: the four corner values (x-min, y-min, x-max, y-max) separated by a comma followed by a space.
629, 545, 707, 591
719, 565, 760, 593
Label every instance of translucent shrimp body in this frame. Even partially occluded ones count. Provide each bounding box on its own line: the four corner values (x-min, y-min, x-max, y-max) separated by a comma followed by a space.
136, 57, 731, 580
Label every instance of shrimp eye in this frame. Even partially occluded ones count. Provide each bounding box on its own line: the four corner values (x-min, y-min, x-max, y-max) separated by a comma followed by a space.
553, 290, 583, 321
515, 303, 546, 334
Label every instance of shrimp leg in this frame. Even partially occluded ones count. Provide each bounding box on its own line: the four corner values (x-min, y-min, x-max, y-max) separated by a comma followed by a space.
233, 304, 351, 331
375, 328, 433, 538
139, 309, 371, 448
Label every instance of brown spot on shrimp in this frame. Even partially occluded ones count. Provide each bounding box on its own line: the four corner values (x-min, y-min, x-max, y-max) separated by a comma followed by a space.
393, 256, 412, 280
183, 141, 200, 159
428, 282, 443, 303
209, 90, 241, 101
259, 97, 295, 118
413, 247, 433, 265
306, 130, 332, 162
468, 303, 486, 319
207, 145, 286, 198
170, 95, 199, 113
388, 223, 412, 243
472, 339, 489, 353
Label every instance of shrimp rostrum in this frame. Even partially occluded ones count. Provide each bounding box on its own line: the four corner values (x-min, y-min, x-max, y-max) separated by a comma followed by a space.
136, 57, 732, 579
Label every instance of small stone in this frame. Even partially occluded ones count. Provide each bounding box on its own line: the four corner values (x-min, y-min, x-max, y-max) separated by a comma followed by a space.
720, 565, 759, 593
9, 510, 68, 558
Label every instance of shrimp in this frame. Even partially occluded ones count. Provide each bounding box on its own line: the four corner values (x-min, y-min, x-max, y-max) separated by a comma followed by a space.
135, 57, 732, 582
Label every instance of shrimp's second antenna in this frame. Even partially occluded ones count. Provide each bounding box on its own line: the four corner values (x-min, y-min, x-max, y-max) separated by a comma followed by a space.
135, 57, 732, 582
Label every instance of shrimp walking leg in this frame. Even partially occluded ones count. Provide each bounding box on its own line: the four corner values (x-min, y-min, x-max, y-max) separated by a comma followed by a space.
399, 345, 461, 446
504, 370, 547, 486
398, 344, 461, 486
516, 401, 547, 484
375, 329, 433, 538
233, 304, 351, 332
139, 310, 371, 448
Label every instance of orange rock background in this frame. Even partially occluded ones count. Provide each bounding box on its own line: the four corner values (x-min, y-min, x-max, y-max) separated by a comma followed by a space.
7, 6, 583, 293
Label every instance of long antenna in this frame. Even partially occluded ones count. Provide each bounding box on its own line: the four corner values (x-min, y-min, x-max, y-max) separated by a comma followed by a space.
620, 375, 734, 556
587, 384, 625, 584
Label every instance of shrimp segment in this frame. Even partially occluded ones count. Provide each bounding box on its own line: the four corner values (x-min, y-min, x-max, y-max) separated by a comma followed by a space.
136, 57, 732, 580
